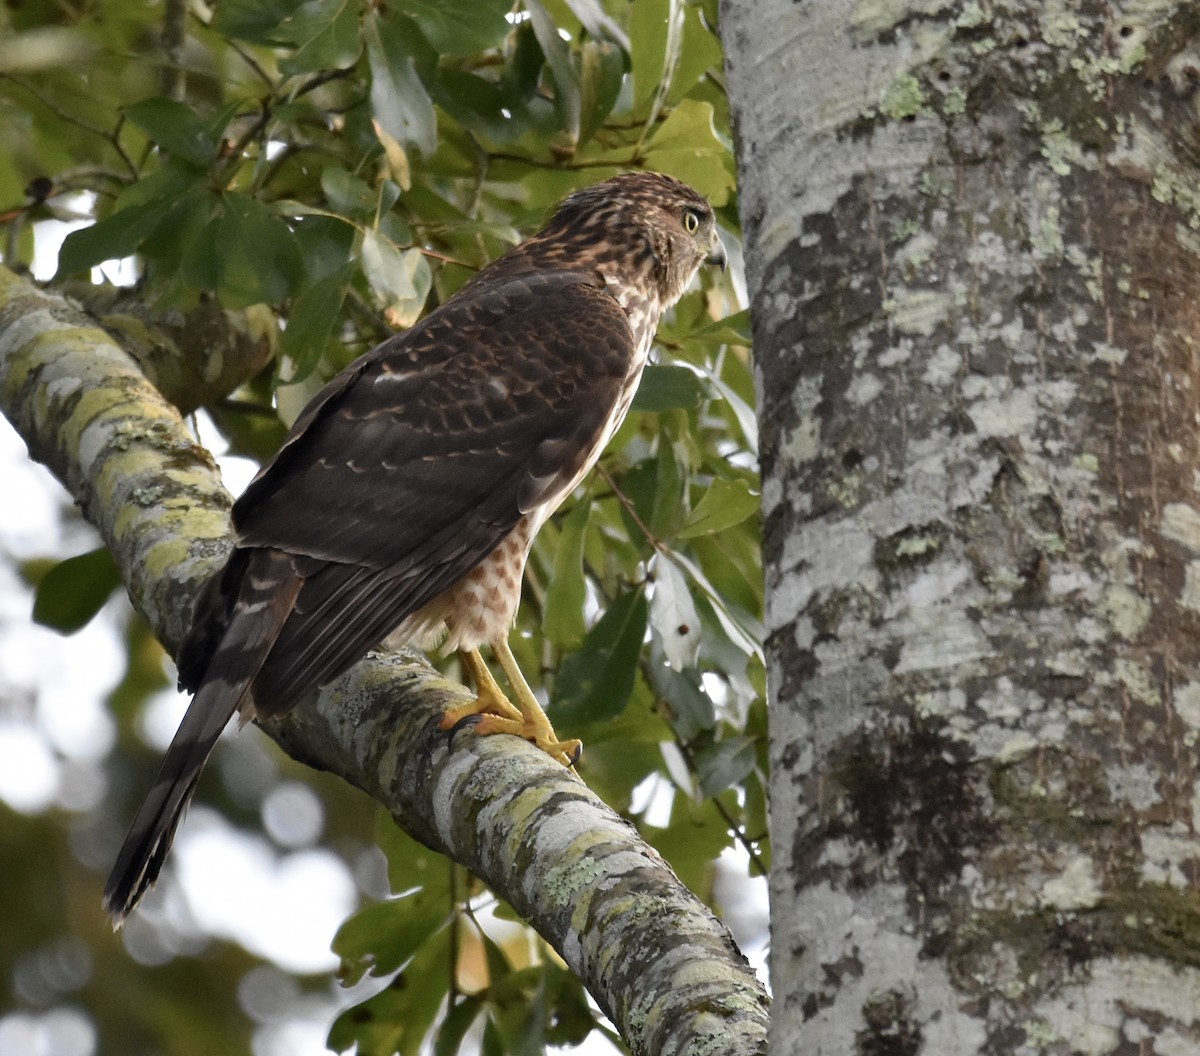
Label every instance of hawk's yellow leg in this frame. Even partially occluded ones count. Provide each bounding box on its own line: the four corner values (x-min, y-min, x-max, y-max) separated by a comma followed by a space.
452, 648, 523, 722
440, 642, 581, 766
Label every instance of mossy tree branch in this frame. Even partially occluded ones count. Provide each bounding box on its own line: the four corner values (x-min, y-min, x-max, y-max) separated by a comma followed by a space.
0, 264, 770, 1056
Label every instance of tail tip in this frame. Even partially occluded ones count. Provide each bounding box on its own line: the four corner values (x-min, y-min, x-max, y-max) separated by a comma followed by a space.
101, 883, 135, 930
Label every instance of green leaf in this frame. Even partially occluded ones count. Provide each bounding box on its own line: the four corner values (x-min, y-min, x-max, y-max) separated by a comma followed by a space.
278, 0, 361, 75
486, 936, 518, 994
649, 556, 700, 670
281, 263, 354, 381
395, 0, 511, 56
704, 367, 759, 455
632, 364, 704, 412
179, 212, 221, 292
553, 587, 648, 724
629, 0, 670, 108
501, 21, 544, 106
209, 401, 289, 463
562, 0, 629, 50
541, 965, 595, 1045
487, 967, 545, 1053
435, 70, 515, 142
320, 166, 377, 217
211, 0, 305, 42
292, 213, 355, 280
114, 157, 209, 211
124, 97, 217, 166
689, 533, 760, 635
694, 736, 757, 797
644, 99, 735, 204
650, 796, 738, 892
360, 229, 412, 303
525, 0, 580, 139
32, 547, 121, 633
667, 5, 724, 106
542, 499, 589, 649
578, 38, 624, 146
366, 12, 437, 155
677, 477, 759, 539
134, 192, 215, 292
646, 660, 715, 741
360, 231, 432, 327
56, 159, 207, 277
433, 998, 483, 1056
618, 443, 687, 547
481, 1016, 505, 1056
650, 436, 686, 537
378, 820, 450, 902
328, 931, 451, 1056
673, 550, 764, 661
332, 889, 449, 986
56, 195, 178, 276
211, 193, 304, 307
687, 307, 752, 347
514, 971, 597, 1050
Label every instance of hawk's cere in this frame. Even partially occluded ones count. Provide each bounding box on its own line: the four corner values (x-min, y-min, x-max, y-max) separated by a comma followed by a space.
104, 172, 726, 925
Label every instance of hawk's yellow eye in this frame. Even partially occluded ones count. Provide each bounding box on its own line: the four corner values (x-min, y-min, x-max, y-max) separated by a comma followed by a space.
683, 209, 701, 234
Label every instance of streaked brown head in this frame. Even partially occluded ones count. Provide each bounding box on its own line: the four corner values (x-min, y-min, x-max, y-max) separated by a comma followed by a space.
523, 171, 726, 306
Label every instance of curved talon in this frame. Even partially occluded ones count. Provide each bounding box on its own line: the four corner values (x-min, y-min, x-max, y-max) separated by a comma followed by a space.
567, 741, 583, 767
446, 711, 483, 749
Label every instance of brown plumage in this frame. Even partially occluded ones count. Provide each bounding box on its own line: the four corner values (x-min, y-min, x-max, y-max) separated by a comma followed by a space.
104, 172, 726, 925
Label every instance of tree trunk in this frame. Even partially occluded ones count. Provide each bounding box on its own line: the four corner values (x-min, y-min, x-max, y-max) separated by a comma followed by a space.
724, 0, 1200, 1050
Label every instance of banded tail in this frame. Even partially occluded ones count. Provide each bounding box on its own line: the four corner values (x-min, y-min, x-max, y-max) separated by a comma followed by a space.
103, 550, 301, 926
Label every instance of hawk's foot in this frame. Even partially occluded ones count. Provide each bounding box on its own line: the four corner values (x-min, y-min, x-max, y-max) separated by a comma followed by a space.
448, 711, 582, 768
440, 644, 581, 767
439, 690, 524, 727
440, 648, 523, 728
490, 637, 581, 767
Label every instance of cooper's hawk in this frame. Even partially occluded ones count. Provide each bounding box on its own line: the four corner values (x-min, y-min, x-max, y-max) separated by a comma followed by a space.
104, 172, 726, 924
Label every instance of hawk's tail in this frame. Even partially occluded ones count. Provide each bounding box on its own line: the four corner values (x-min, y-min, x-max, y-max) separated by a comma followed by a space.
103, 549, 302, 927
102, 675, 242, 925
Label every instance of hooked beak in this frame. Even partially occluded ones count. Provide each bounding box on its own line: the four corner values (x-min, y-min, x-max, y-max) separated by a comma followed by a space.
706, 235, 728, 272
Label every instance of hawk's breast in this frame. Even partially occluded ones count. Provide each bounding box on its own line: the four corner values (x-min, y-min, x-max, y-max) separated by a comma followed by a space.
392, 274, 663, 655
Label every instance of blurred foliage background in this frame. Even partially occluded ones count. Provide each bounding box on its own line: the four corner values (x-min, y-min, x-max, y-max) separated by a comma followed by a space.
0, 0, 765, 1052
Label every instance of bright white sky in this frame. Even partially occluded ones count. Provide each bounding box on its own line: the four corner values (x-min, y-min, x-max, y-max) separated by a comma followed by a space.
0, 217, 768, 1056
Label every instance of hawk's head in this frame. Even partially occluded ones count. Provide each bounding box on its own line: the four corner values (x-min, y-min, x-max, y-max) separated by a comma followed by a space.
534, 172, 726, 306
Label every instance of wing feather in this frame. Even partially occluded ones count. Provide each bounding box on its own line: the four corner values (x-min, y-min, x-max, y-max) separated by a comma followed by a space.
226, 271, 635, 714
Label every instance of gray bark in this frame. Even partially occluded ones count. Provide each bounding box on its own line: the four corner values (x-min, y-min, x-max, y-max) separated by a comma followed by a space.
723, 0, 1200, 1052
0, 263, 770, 1056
